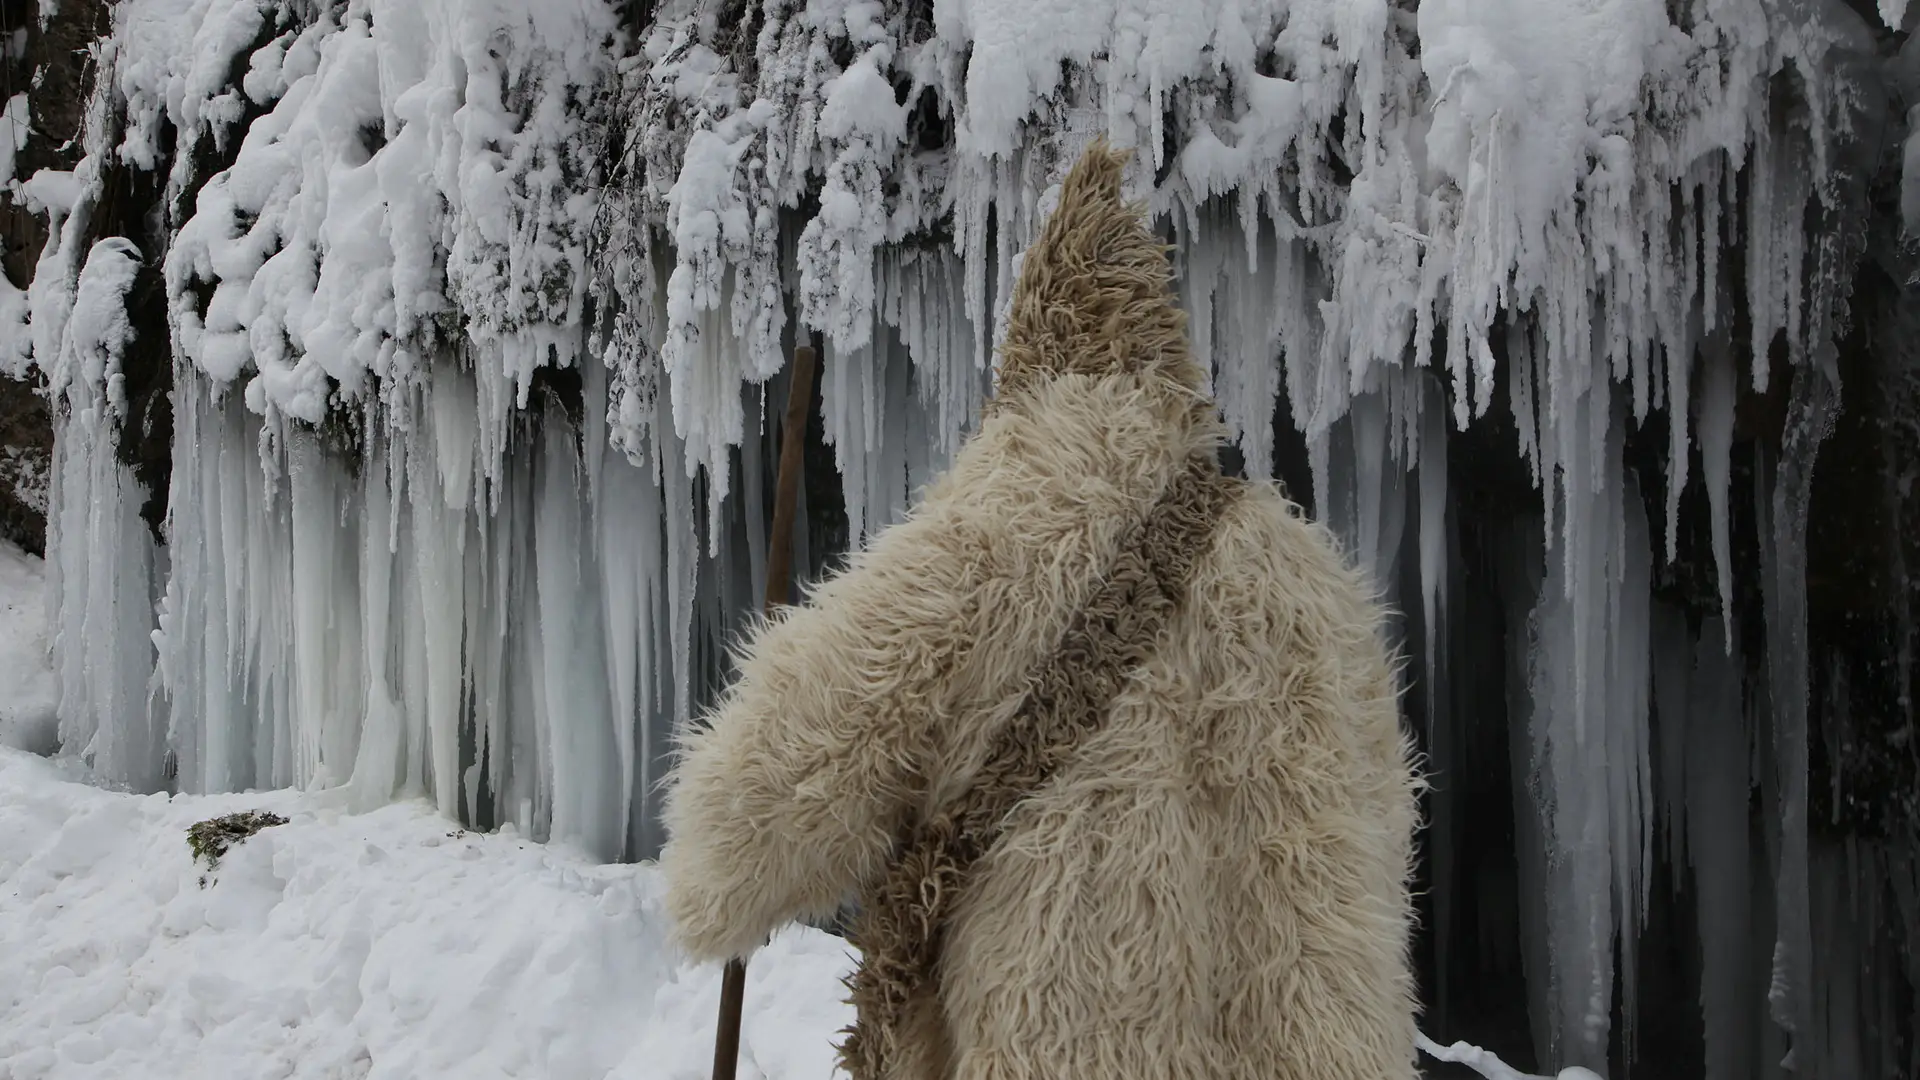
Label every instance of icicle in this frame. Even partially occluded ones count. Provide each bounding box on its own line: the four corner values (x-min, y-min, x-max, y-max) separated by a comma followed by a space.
498, 446, 546, 839
1651, 603, 1691, 876
1523, 518, 1617, 1073
54, 413, 167, 790
287, 427, 363, 790
1503, 516, 1556, 1069
659, 387, 699, 727
346, 431, 405, 813
1517, 380, 1655, 1072
741, 383, 769, 614
884, 249, 982, 469
1697, 329, 1738, 651
533, 409, 621, 861
156, 371, 210, 794
212, 386, 265, 792
1763, 361, 1840, 1073
1206, 211, 1286, 481
1687, 618, 1753, 1080
1608, 472, 1653, 1061
1508, 320, 1542, 488
430, 366, 480, 512
480, 455, 517, 824
47, 235, 168, 792
1703, 159, 1723, 335
819, 336, 885, 544
600, 447, 671, 857
459, 506, 490, 826
592, 354, 652, 855
1664, 317, 1695, 565
1182, 224, 1219, 402
878, 333, 914, 531
1418, 389, 1449, 720
411, 409, 467, 820
1343, 392, 1406, 593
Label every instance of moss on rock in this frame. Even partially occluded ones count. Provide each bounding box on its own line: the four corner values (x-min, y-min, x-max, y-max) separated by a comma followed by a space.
186, 810, 289, 872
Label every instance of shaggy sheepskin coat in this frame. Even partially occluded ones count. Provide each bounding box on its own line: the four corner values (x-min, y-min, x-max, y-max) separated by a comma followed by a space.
659, 142, 1421, 1080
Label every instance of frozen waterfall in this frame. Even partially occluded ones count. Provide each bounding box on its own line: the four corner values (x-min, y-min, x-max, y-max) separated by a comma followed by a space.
3, 0, 1917, 1076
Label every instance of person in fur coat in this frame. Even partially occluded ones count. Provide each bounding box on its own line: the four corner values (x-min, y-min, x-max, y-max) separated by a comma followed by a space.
658, 140, 1421, 1080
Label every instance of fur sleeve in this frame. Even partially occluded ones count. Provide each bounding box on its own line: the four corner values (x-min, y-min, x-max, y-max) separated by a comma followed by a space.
657, 367, 1201, 962
656, 498, 988, 962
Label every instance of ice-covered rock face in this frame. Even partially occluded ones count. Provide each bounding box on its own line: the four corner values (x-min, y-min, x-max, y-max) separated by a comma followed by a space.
3, 0, 1917, 1077
0, 378, 50, 555
0, 0, 107, 556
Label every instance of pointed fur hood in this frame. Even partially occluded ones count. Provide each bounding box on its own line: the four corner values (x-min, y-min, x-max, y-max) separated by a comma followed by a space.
991, 139, 1209, 409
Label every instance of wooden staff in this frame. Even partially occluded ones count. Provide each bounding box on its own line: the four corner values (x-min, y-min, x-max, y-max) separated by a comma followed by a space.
711, 342, 819, 1080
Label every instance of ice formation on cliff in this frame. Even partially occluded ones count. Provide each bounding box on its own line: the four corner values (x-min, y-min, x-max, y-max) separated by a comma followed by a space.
7, 0, 1918, 1075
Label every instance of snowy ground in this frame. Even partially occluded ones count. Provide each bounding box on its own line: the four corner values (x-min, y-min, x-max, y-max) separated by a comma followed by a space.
0, 744, 855, 1080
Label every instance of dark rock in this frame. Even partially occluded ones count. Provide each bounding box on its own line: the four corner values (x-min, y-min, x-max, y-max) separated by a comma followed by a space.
0, 0, 112, 556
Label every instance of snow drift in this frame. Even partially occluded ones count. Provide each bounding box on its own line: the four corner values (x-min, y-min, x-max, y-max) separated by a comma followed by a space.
0, 744, 853, 1080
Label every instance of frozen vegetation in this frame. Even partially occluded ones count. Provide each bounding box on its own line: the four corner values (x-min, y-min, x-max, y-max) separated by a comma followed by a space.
1, 0, 1917, 1076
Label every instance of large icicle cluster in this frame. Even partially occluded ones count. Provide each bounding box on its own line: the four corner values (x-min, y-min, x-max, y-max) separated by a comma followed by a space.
9, 0, 1918, 1075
